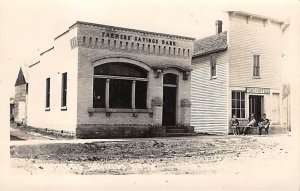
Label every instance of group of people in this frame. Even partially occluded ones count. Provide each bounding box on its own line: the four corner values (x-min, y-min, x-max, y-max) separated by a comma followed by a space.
231, 113, 270, 135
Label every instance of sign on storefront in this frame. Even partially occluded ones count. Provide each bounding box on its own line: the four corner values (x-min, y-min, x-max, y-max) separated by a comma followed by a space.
246, 87, 270, 94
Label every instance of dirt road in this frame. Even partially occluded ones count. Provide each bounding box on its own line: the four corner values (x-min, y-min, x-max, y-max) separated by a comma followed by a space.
10, 134, 298, 182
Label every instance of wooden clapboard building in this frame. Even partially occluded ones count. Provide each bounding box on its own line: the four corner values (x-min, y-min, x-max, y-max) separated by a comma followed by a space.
191, 11, 288, 134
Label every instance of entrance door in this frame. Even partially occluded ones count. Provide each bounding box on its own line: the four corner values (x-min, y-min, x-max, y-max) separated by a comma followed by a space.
162, 73, 177, 126
249, 95, 264, 121
272, 93, 280, 124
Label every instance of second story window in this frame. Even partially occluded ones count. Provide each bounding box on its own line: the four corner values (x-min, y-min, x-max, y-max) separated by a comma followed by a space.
210, 54, 217, 78
61, 72, 67, 109
253, 54, 260, 77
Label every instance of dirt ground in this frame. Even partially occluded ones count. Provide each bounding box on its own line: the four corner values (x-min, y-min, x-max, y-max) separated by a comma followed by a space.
10, 133, 298, 182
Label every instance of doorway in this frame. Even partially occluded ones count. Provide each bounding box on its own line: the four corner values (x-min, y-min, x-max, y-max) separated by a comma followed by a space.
249, 95, 264, 122
162, 73, 177, 126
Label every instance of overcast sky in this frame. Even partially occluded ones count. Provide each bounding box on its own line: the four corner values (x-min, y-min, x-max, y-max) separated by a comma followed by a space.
0, 0, 299, 97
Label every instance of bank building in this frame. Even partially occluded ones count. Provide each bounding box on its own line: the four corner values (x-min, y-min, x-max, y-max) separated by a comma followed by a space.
26, 21, 195, 138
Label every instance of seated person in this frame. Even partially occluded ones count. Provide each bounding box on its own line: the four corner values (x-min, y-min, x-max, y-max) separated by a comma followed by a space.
231, 114, 240, 135
242, 114, 256, 135
258, 114, 270, 135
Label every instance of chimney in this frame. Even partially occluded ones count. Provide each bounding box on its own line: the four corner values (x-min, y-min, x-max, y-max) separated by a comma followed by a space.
215, 20, 223, 34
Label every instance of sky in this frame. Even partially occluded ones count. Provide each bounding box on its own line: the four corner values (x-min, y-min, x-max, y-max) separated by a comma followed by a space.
0, 0, 299, 97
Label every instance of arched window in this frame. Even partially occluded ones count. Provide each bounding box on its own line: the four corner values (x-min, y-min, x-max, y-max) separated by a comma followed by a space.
93, 62, 148, 109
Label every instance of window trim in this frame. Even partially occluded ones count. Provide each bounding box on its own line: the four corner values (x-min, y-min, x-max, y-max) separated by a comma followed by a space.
45, 77, 51, 110
231, 91, 246, 119
93, 63, 149, 110
61, 72, 67, 110
210, 53, 217, 79
253, 54, 260, 78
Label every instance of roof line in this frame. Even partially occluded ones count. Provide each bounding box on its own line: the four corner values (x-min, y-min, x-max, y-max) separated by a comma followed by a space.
29, 61, 40, 68
70, 21, 195, 40
40, 47, 54, 56
54, 29, 70, 40
192, 46, 228, 58
227, 11, 285, 24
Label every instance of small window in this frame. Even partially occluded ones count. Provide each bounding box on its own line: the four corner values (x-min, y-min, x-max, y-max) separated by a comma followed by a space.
120, 41, 123, 49
183, 49, 185, 56
168, 47, 171, 55
61, 72, 67, 108
137, 43, 140, 50
163, 46, 166, 54
89, 37, 92, 45
158, 46, 161, 53
108, 39, 111, 47
178, 48, 181, 56
253, 54, 260, 77
131, 42, 134, 50
83, 36, 86, 44
210, 54, 217, 78
46, 78, 50, 109
174, 48, 176, 55
125, 42, 128, 50
153, 45, 156, 53
114, 40, 117, 47
95, 38, 98, 46
187, 49, 190, 57
142, 44, 145, 51
148, 44, 150, 52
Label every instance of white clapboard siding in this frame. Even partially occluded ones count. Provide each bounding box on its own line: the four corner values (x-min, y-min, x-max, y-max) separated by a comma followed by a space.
229, 15, 282, 90
191, 51, 228, 134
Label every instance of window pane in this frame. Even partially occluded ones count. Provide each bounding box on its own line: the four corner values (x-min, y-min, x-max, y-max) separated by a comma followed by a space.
232, 91, 236, 99
163, 73, 177, 85
109, 79, 132, 108
241, 109, 245, 118
241, 100, 245, 108
46, 78, 50, 108
94, 63, 147, 78
61, 72, 67, 107
241, 92, 245, 101
237, 100, 240, 108
232, 109, 236, 117
237, 109, 240, 118
93, 78, 106, 108
135, 81, 147, 109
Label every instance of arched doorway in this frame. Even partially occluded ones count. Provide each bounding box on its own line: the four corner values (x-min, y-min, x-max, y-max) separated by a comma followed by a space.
163, 73, 178, 126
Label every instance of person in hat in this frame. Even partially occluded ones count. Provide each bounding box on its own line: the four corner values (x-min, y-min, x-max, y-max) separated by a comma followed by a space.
242, 113, 256, 135
258, 114, 270, 135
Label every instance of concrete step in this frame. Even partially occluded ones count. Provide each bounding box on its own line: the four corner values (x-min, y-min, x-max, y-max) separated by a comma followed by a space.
163, 132, 198, 137
165, 126, 187, 129
165, 129, 187, 133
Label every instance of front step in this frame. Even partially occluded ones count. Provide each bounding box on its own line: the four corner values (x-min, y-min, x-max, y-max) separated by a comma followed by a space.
166, 128, 187, 133
164, 126, 195, 136
164, 132, 198, 137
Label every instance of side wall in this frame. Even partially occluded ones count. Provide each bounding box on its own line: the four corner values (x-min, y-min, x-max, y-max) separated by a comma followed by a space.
27, 29, 78, 132
191, 51, 229, 134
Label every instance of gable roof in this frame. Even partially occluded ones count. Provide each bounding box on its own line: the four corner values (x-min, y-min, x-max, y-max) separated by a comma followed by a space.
15, 68, 27, 87
193, 31, 228, 58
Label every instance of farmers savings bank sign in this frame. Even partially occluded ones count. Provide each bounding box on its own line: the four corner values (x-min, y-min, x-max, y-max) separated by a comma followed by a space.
101, 31, 177, 46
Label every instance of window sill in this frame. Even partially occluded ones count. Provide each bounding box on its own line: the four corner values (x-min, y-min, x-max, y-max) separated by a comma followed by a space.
211, 76, 217, 80
88, 107, 153, 114
45, 107, 50, 111
252, 76, 261, 79
61, 106, 67, 111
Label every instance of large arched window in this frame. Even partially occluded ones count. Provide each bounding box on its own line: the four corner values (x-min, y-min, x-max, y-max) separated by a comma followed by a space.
93, 62, 148, 109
